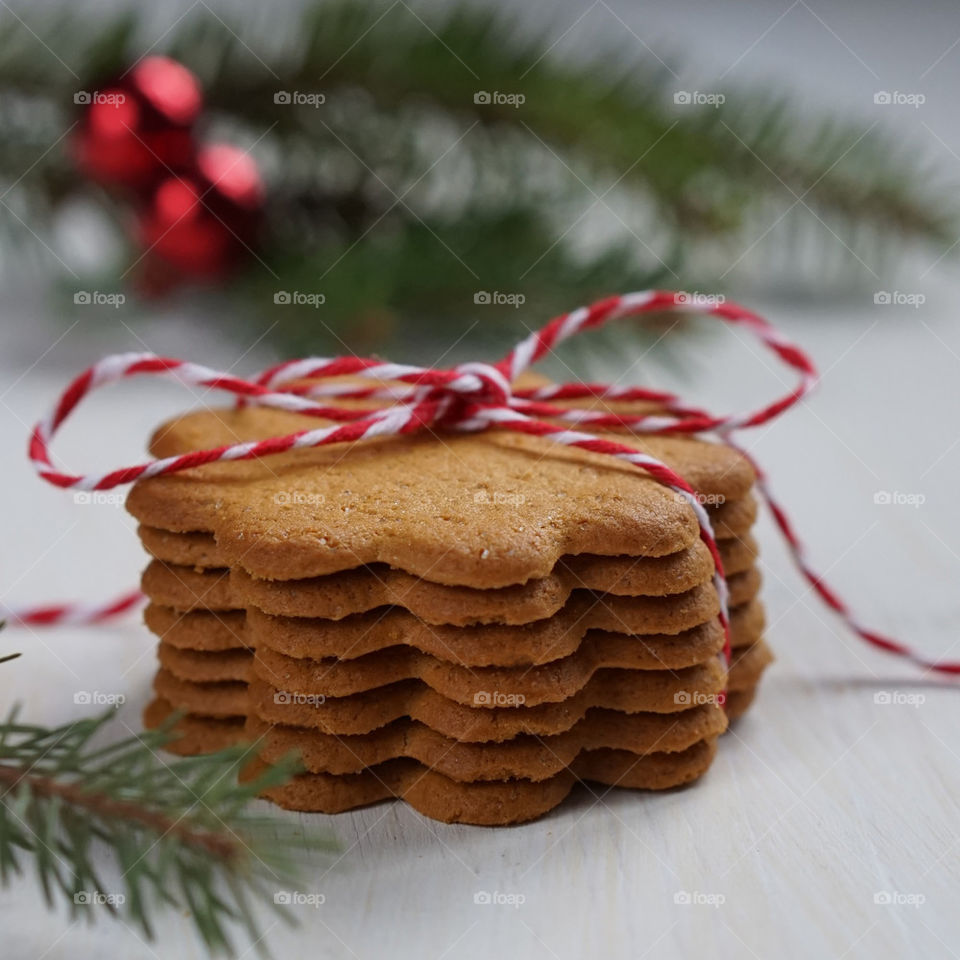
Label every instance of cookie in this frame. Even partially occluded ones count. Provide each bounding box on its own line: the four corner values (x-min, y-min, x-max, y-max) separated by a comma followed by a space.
271, 590, 720, 670
137, 530, 757, 624
246, 702, 727, 781
138, 527, 228, 569
153, 669, 247, 718
709, 494, 758, 541
730, 598, 765, 650
136, 493, 757, 573
141, 563, 760, 661
230, 542, 754, 625
151, 633, 767, 740
243, 736, 720, 824
728, 567, 761, 609
724, 686, 759, 720
157, 642, 252, 683
143, 697, 248, 753
126, 402, 754, 585
141, 562, 233, 613
247, 656, 728, 740
251, 639, 727, 708
727, 638, 773, 691
144, 604, 248, 652
229, 546, 717, 624
248, 600, 768, 704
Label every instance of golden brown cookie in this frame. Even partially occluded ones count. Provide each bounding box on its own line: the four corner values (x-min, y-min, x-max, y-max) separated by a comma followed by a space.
246, 703, 727, 782
725, 685, 759, 720
251, 633, 729, 706
141, 562, 233, 612
230, 547, 717, 623
244, 736, 720, 824
230, 543, 755, 625
143, 697, 248, 753
153, 669, 248, 718
157, 642, 252, 683
254, 587, 721, 669
152, 604, 762, 704
727, 638, 773, 691
142, 573, 760, 665
144, 604, 248, 652
730, 597, 765, 650
247, 656, 728, 740
126, 403, 754, 585
248, 593, 760, 668
728, 567, 761, 609
137, 531, 757, 624
137, 493, 757, 573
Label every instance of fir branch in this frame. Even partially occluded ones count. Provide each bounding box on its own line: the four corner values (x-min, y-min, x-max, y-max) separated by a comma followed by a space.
0, 706, 334, 955
1, 0, 945, 248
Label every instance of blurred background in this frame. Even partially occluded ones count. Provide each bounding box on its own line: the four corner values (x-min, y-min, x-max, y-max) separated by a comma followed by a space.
2, 0, 958, 368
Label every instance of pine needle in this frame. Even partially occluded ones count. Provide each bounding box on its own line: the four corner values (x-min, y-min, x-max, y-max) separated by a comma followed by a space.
0, 707, 335, 955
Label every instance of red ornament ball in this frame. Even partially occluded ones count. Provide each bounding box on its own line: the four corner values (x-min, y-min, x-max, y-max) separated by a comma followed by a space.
72, 56, 202, 190
137, 143, 265, 283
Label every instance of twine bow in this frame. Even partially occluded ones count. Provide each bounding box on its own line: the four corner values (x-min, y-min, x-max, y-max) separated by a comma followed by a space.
16, 290, 960, 675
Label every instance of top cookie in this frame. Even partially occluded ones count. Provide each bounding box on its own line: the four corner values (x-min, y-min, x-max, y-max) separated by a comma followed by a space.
126, 391, 754, 587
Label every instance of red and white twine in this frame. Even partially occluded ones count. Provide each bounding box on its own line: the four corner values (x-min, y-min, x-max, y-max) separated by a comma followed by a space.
11, 290, 960, 676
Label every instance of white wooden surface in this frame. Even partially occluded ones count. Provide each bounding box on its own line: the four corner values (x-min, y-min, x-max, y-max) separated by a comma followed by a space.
2, 281, 960, 960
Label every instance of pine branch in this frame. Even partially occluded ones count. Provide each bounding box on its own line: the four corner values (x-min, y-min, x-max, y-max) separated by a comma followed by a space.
1, 2, 952, 251
0, 705, 335, 955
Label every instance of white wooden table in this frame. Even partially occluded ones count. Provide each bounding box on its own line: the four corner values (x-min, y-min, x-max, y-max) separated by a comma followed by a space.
2, 279, 958, 960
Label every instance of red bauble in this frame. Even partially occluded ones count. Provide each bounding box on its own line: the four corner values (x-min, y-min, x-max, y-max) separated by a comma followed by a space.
73, 57, 202, 190
137, 144, 265, 286
73, 57, 266, 293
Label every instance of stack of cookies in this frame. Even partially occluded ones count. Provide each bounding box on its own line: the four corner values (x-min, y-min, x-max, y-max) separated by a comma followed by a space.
129, 384, 771, 824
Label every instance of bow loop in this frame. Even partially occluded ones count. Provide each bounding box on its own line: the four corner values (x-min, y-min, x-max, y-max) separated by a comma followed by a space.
443, 362, 513, 406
